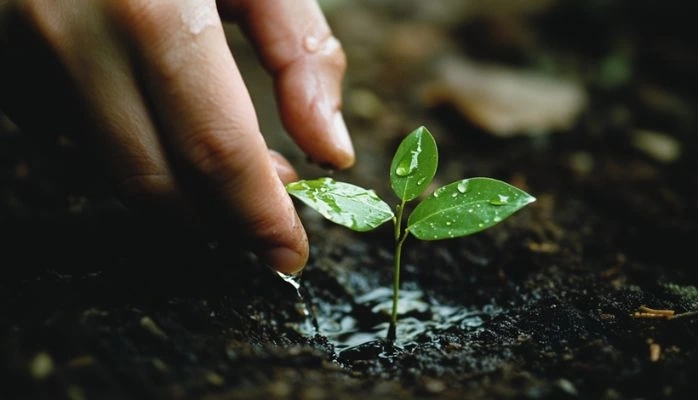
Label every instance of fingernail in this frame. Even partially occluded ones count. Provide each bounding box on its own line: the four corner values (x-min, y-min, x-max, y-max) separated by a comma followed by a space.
332, 111, 355, 168
261, 246, 306, 275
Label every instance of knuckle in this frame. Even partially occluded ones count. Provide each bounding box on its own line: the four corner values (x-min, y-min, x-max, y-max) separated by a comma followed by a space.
110, 0, 178, 49
325, 36, 347, 72
110, 1, 221, 78
116, 171, 177, 208
275, 34, 347, 76
112, 0, 171, 32
183, 127, 253, 183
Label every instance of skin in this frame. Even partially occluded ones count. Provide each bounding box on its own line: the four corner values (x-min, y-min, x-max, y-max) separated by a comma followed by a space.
0, 0, 354, 274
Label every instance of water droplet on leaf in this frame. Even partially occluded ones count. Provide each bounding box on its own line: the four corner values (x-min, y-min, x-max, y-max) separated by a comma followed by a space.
395, 165, 410, 177
395, 155, 418, 177
456, 181, 468, 193
395, 144, 421, 177
489, 194, 510, 205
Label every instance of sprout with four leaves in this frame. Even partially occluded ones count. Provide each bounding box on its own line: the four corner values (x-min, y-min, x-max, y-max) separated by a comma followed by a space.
285, 126, 536, 343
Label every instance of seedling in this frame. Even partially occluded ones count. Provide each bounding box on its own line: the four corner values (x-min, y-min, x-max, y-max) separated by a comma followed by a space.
285, 126, 536, 343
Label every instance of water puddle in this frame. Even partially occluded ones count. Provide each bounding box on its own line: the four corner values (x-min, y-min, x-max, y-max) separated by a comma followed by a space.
320, 288, 500, 352
278, 272, 502, 354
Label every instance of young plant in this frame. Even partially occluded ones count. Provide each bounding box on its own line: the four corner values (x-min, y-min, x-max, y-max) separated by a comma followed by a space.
285, 126, 535, 343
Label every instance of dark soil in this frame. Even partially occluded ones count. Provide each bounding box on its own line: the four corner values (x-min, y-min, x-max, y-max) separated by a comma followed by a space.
2, 1, 697, 399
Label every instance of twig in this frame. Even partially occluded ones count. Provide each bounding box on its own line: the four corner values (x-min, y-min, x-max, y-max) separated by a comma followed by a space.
668, 310, 698, 320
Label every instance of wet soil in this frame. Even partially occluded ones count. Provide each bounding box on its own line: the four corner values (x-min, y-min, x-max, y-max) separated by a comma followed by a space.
2, 1, 698, 399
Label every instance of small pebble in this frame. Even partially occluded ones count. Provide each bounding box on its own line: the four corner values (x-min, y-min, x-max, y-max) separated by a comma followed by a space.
152, 358, 169, 373
66, 385, 86, 400
268, 380, 292, 398
556, 378, 578, 396
140, 316, 168, 340
30, 352, 54, 380
631, 129, 681, 163
205, 371, 225, 386
424, 378, 446, 393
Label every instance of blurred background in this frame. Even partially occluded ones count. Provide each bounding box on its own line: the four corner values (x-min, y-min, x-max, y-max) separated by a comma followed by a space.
230, 0, 695, 189
1, 0, 695, 225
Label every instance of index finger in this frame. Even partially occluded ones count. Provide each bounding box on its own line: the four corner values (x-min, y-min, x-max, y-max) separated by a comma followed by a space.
112, 0, 308, 273
220, 0, 354, 169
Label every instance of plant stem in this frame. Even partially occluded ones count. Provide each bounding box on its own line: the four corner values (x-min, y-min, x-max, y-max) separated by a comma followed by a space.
393, 202, 403, 241
387, 200, 407, 343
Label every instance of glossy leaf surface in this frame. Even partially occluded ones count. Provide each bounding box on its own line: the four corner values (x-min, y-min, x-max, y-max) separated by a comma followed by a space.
407, 177, 536, 240
390, 126, 438, 202
286, 178, 394, 232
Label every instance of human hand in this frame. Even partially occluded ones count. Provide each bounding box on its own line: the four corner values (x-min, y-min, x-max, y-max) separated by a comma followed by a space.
0, 0, 353, 274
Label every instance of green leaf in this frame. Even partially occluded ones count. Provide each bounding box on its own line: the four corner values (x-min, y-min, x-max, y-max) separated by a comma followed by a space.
390, 126, 438, 202
407, 177, 536, 240
286, 178, 394, 232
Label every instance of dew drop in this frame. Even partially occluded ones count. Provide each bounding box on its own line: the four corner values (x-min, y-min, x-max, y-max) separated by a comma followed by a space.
456, 181, 468, 193
395, 152, 419, 177
394, 136, 423, 178
489, 194, 510, 206
395, 165, 410, 176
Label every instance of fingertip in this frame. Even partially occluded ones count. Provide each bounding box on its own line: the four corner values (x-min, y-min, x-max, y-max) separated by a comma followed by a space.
261, 245, 308, 275
330, 111, 355, 169
303, 112, 354, 170
255, 189, 309, 274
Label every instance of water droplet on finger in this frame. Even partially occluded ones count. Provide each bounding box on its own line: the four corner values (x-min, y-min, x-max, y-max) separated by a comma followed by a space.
303, 36, 319, 52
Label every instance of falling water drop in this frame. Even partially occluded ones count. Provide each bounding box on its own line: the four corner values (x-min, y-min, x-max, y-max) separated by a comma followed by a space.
276, 270, 319, 334
276, 271, 302, 297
